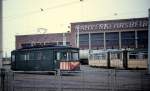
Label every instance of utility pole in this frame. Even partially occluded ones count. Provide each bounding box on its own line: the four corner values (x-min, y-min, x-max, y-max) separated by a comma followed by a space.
0, 0, 3, 68
148, 9, 150, 74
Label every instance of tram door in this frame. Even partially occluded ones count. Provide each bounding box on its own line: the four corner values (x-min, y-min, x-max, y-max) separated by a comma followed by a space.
55, 51, 69, 70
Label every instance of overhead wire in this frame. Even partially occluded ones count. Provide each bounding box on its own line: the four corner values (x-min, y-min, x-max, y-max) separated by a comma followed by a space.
3, 0, 83, 21
3, 0, 148, 21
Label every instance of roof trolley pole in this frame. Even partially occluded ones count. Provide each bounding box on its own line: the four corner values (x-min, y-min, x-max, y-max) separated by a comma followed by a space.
148, 9, 150, 74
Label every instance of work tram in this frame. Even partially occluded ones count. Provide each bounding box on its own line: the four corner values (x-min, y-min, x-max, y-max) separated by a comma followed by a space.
11, 45, 80, 71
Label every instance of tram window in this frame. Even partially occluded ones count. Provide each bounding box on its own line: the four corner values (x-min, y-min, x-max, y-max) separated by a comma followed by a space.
57, 52, 60, 60
72, 52, 79, 60
89, 53, 106, 60
20, 54, 25, 61
110, 53, 119, 60
35, 52, 42, 60
12, 55, 15, 62
60, 52, 67, 61
129, 52, 145, 59
28, 53, 34, 60
19, 53, 30, 61
58, 51, 79, 61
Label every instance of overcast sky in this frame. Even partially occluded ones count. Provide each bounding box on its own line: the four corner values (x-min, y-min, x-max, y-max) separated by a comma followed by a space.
3, 0, 150, 57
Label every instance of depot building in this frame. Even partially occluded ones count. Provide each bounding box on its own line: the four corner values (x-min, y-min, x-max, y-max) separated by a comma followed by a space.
16, 17, 148, 52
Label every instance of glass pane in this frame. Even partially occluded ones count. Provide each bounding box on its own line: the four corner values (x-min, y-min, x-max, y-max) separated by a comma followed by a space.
121, 31, 135, 48
72, 53, 79, 60
12, 55, 15, 62
57, 52, 60, 60
106, 32, 119, 49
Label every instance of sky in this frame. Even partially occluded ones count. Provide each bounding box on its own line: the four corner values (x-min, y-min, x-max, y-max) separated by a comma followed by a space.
2, 0, 150, 57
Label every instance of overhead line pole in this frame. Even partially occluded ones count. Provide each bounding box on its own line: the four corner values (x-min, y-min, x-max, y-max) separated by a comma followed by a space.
0, 0, 3, 68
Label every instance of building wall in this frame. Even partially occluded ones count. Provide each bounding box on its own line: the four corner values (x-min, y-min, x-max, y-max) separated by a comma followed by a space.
16, 17, 148, 50
16, 33, 71, 49
71, 17, 148, 50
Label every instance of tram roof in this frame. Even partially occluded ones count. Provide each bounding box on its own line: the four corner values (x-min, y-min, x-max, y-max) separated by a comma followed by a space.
12, 45, 79, 52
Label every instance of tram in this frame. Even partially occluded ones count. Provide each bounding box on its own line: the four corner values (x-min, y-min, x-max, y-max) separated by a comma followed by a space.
11, 45, 80, 71
88, 49, 148, 69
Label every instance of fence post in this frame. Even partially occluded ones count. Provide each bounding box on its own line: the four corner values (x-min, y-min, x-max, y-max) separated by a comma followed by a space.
123, 50, 128, 69
107, 52, 110, 68
81, 70, 85, 91
1, 68, 5, 91
57, 69, 62, 91
140, 72, 144, 91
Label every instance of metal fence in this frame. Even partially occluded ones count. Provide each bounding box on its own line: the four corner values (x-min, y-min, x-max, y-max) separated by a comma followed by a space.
1, 68, 150, 91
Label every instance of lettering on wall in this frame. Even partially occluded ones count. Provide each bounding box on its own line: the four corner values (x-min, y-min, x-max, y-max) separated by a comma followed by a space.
73, 18, 148, 32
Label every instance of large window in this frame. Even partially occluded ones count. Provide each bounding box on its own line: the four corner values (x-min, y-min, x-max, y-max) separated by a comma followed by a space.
79, 34, 89, 49
106, 32, 119, 49
45, 42, 57, 46
91, 33, 104, 49
137, 31, 148, 49
57, 42, 70, 46
21, 43, 32, 48
121, 31, 135, 48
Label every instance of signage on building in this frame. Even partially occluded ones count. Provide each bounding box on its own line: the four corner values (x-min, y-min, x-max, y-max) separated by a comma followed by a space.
72, 18, 148, 32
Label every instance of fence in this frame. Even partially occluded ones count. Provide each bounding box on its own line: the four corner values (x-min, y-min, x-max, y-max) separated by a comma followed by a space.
1, 67, 150, 91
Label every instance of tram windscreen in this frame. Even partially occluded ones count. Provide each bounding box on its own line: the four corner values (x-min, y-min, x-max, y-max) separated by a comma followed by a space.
57, 51, 79, 61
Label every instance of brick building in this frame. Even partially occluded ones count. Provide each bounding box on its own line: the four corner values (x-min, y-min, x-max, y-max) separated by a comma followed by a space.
16, 33, 72, 49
